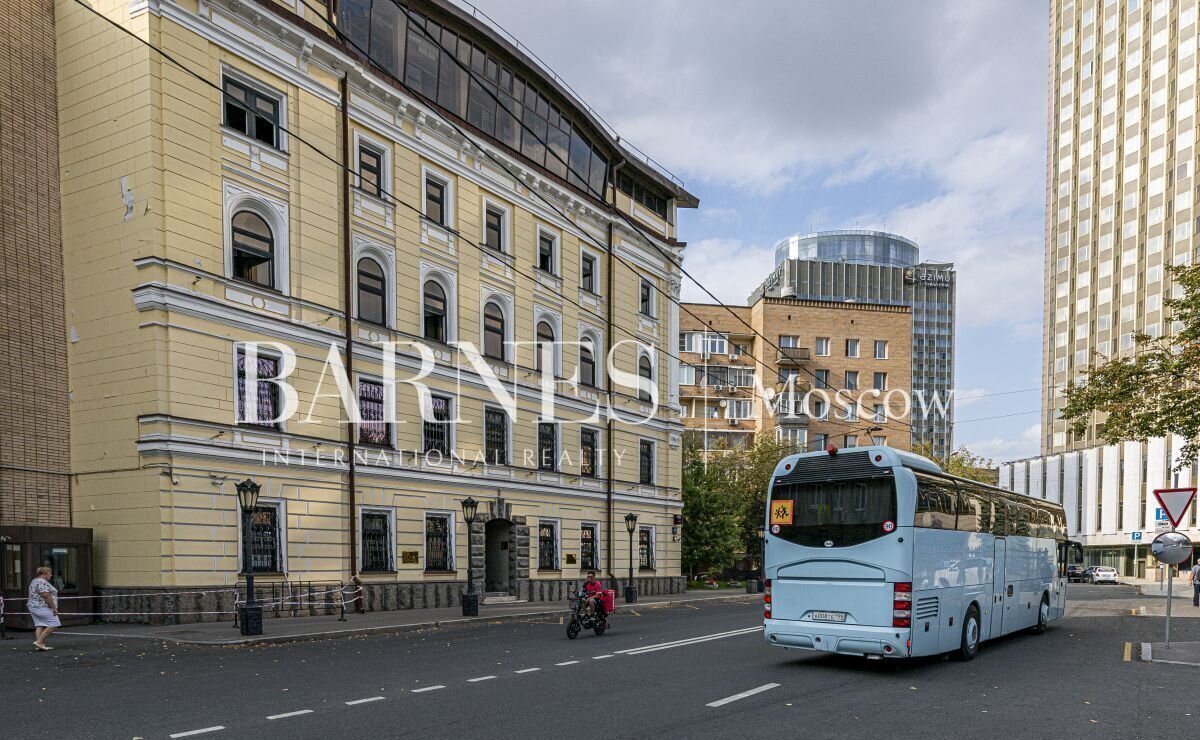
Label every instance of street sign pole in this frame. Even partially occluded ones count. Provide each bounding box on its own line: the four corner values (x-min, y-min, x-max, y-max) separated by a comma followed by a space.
1166, 527, 1174, 649
1151, 487, 1196, 650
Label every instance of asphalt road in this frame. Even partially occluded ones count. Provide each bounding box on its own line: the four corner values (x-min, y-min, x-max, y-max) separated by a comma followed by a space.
1, 585, 1195, 739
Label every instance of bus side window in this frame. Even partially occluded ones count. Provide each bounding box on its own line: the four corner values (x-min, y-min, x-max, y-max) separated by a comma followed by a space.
915, 474, 956, 529
955, 490, 980, 533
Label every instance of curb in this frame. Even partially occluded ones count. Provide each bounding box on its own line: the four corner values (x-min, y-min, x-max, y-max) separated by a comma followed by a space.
61, 592, 760, 647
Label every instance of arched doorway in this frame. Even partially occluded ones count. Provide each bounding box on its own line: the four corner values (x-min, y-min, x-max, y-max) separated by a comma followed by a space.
485, 519, 513, 593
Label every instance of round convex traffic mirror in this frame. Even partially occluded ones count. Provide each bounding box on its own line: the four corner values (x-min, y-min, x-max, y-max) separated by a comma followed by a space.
1151, 531, 1194, 565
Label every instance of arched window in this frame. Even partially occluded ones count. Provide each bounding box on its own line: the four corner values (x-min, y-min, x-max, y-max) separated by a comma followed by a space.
580, 338, 596, 387
357, 257, 386, 326
423, 280, 447, 343
484, 301, 506, 360
231, 211, 274, 288
535, 320, 555, 373
638, 354, 653, 402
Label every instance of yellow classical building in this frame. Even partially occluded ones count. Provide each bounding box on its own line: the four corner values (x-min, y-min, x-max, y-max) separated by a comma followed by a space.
57, 0, 696, 619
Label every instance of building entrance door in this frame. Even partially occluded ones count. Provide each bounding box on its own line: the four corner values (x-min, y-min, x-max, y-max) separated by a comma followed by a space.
485, 520, 512, 593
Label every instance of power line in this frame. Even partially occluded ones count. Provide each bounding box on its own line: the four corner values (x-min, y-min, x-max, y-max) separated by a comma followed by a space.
954, 387, 1042, 401
955, 410, 1042, 424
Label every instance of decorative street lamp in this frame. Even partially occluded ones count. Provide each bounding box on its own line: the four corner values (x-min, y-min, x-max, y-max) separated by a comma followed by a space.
757, 523, 767, 590
624, 512, 638, 604
235, 478, 263, 636
461, 496, 479, 617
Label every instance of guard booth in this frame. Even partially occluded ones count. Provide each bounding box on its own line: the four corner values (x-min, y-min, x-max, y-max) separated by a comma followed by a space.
1, 526, 94, 630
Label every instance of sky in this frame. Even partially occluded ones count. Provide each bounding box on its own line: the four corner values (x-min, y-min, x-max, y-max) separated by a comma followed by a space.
472, 0, 1050, 462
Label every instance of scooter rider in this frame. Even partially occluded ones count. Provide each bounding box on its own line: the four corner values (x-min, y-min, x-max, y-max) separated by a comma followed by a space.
582, 571, 605, 616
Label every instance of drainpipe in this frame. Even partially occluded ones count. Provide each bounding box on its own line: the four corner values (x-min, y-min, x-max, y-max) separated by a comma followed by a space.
605, 157, 624, 588
340, 76, 358, 577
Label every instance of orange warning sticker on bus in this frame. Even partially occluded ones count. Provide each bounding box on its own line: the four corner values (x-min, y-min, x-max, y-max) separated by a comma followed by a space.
770, 500, 793, 526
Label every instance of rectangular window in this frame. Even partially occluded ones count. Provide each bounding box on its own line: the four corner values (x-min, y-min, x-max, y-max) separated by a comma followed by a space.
538, 232, 556, 273
358, 379, 389, 446
780, 335, 799, 348
581, 253, 597, 293
223, 76, 280, 148
874, 404, 886, 423
358, 145, 383, 196
484, 407, 508, 465
237, 351, 281, 429
815, 369, 830, 389
873, 372, 888, 391
638, 526, 655, 569
679, 365, 696, 385
425, 176, 446, 225
845, 371, 859, 390
702, 333, 728, 355
872, 435, 887, 446
484, 205, 504, 252
580, 523, 599, 570
815, 337, 830, 356
2, 544, 20, 590
538, 520, 559, 570
580, 428, 598, 478
874, 340, 888, 359
245, 503, 282, 574
845, 338, 859, 357
640, 278, 655, 317
423, 394, 452, 455
639, 440, 654, 485
424, 513, 452, 571
844, 435, 858, 448
361, 510, 393, 572
538, 422, 558, 471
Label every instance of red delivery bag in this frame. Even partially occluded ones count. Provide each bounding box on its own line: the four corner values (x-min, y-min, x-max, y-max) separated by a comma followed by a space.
602, 589, 616, 613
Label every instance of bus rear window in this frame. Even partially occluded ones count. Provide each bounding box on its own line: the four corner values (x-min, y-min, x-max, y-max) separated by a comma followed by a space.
769, 478, 897, 548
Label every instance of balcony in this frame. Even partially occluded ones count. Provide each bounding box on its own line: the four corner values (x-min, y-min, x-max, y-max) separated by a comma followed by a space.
776, 347, 811, 364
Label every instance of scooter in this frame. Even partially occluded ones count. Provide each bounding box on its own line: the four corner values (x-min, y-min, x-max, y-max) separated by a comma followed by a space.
566, 590, 608, 639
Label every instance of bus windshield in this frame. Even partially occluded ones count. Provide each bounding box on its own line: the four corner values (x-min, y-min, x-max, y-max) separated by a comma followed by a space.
770, 477, 897, 548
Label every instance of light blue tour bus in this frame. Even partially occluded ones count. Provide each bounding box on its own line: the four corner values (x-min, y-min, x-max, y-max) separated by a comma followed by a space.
762, 445, 1073, 660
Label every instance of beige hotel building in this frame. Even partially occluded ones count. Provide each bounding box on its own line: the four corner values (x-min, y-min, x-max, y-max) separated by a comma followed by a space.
1002, 0, 1200, 573
2, 0, 699, 620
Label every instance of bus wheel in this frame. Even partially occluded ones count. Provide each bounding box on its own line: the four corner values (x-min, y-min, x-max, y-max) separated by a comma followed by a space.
956, 605, 980, 661
1031, 594, 1049, 635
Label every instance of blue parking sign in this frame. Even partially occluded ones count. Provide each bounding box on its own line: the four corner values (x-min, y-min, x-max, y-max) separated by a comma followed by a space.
1156, 508, 1168, 521
1131, 531, 1143, 541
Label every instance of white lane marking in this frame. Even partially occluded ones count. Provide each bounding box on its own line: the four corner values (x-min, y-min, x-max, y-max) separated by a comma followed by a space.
555, 660, 580, 666
1142, 643, 1153, 662
468, 675, 497, 682
411, 685, 446, 693
345, 697, 385, 705
514, 667, 541, 674
619, 626, 763, 656
592, 655, 613, 660
706, 683, 781, 708
170, 728, 225, 739
266, 710, 313, 720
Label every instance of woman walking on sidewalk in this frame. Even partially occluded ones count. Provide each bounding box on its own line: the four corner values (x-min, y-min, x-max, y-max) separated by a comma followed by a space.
28, 566, 60, 651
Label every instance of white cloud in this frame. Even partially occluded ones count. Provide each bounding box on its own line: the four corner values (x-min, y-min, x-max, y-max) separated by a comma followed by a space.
952, 388, 991, 411
676, 238, 776, 305
963, 423, 1041, 463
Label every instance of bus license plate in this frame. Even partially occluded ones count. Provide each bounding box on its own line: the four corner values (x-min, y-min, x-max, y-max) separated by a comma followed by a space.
811, 611, 847, 623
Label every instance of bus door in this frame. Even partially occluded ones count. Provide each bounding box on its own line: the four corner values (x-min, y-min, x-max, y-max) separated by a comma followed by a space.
990, 538, 1007, 640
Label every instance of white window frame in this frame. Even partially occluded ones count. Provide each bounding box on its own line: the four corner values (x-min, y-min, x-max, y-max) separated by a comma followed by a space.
639, 437, 657, 485
358, 505, 397, 572
479, 287, 514, 362
873, 404, 886, 423
874, 340, 889, 359
636, 345, 658, 402
223, 180, 291, 295
481, 196, 511, 254
872, 435, 887, 446
220, 67, 288, 153
237, 496, 287, 574
580, 248, 602, 295
578, 327, 604, 387
537, 517, 561, 571
535, 225, 559, 275
580, 521, 602, 571
639, 277, 657, 318
532, 306, 564, 376
421, 165, 454, 227
422, 510, 456, 572
420, 263, 458, 345
354, 237, 398, 329
353, 130, 391, 198
815, 337, 830, 356
845, 338, 859, 357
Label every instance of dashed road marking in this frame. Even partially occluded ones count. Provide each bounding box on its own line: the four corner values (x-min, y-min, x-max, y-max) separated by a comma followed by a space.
170, 728, 225, 739
514, 667, 541, 674
617, 626, 762, 656
468, 675, 496, 682
706, 683, 781, 708
592, 655, 613, 660
411, 685, 445, 693
629, 610, 641, 617
555, 660, 579, 666
266, 710, 313, 721
1123, 642, 1132, 661
346, 697, 385, 706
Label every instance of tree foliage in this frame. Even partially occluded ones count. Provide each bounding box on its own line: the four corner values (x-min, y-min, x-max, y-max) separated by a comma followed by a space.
912, 441, 998, 483
1061, 263, 1200, 468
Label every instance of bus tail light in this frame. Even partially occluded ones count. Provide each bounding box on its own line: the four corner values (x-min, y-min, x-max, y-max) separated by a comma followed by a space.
764, 579, 772, 619
892, 582, 912, 628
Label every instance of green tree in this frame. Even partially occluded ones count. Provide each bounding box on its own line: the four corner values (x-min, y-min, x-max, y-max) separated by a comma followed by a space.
680, 440, 741, 578
912, 442, 998, 483
1061, 263, 1200, 468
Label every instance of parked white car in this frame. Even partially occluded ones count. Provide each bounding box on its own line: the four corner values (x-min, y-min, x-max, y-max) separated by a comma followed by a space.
1085, 566, 1119, 584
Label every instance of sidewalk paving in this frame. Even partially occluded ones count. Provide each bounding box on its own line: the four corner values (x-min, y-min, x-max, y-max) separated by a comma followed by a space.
36, 589, 758, 647
1141, 641, 1200, 666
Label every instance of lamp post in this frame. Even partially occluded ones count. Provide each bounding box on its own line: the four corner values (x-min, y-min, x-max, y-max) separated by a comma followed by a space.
461, 496, 479, 617
235, 478, 262, 636
757, 523, 766, 590
624, 512, 638, 604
